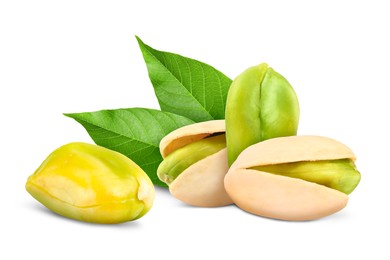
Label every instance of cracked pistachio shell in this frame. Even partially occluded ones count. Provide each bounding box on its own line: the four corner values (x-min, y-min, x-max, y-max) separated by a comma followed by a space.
26, 142, 155, 224
225, 63, 300, 165
158, 120, 233, 207
158, 134, 226, 185
224, 136, 360, 221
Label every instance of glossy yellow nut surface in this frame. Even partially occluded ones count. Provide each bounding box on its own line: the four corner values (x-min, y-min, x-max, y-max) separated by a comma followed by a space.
26, 142, 155, 224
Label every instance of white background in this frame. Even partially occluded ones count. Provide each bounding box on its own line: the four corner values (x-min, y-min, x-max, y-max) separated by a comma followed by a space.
1, 0, 389, 259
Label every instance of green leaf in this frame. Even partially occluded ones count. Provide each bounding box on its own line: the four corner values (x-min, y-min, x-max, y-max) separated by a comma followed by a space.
136, 36, 232, 122
65, 108, 194, 187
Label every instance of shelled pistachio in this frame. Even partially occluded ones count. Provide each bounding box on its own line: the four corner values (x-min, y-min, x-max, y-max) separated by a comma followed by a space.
225, 63, 300, 165
224, 135, 361, 221
26, 142, 155, 224
158, 120, 233, 207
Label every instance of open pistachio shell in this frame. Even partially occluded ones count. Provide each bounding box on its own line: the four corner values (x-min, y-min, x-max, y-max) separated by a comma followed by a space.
158, 134, 226, 185
225, 169, 348, 221
251, 159, 360, 194
225, 63, 300, 165
158, 120, 233, 207
160, 119, 225, 158
169, 148, 230, 207
224, 135, 360, 221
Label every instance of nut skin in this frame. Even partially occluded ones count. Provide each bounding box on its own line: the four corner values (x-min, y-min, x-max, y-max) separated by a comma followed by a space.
225, 63, 300, 166
26, 142, 155, 224
158, 120, 233, 207
224, 136, 360, 221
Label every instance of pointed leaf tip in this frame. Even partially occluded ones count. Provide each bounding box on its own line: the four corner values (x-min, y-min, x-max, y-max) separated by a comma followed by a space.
137, 38, 232, 122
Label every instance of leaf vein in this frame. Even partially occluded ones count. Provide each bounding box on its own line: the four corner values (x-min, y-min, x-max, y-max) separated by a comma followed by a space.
140, 44, 212, 119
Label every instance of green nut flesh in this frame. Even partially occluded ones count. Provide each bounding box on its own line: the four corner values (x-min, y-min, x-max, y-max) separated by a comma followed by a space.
251, 159, 361, 195
157, 134, 226, 185
225, 63, 300, 165
26, 142, 155, 224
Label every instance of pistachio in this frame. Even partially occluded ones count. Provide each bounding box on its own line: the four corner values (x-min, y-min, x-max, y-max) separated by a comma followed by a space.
158, 134, 226, 185
251, 159, 359, 195
26, 142, 155, 224
157, 120, 233, 207
225, 63, 300, 165
224, 135, 361, 221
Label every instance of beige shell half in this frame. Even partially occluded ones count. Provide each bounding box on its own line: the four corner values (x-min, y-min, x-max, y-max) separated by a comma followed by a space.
161, 120, 232, 207
231, 135, 356, 170
160, 119, 225, 158
169, 148, 232, 207
224, 135, 354, 221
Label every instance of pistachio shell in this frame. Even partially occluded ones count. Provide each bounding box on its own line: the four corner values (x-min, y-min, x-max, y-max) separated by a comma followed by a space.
231, 135, 356, 170
224, 135, 358, 220
169, 149, 232, 207
157, 134, 226, 185
159, 120, 232, 207
224, 169, 348, 221
160, 119, 225, 158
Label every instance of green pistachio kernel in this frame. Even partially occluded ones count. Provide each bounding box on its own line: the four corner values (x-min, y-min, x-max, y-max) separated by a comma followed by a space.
225, 63, 300, 165
157, 134, 226, 185
251, 159, 361, 194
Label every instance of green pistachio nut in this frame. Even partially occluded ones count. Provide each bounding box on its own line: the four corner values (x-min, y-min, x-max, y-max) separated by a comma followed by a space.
225, 63, 300, 165
251, 159, 360, 195
157, 120, 233, 207
26, 142, 155, 224
158, 134, 226, 185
